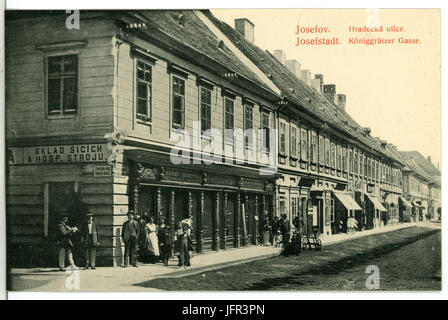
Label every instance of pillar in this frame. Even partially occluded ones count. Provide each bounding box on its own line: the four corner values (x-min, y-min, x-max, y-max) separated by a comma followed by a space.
236, 192, 241, 248
213, 192, 220, 251
133, 184, 139, 215
222, 191, 228, 250
254, 195, 259, 245
198, 191, 204, 253
156, 187, 161, 223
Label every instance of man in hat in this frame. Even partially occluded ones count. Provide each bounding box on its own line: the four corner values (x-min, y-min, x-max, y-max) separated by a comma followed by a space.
81, 211, 100, 270
56, 210, 79, 271
121, 211, 140, 267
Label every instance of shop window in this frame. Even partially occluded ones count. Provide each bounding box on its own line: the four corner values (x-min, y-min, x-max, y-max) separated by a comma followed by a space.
47, 54, 78, 116
172, 76, 185, 129
136, 61, 152, 121
45, 182, 78, 239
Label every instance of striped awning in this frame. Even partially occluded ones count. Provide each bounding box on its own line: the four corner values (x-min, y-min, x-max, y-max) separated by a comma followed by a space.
365, 194, 387, 212
333, 191, 362, 211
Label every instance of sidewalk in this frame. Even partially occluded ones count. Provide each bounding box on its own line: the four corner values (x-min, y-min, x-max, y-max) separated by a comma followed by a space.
9, 222, 424, 292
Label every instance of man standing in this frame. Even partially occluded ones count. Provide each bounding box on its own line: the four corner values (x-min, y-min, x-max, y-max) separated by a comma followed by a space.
56, 210, 79, 271
281, 214, 291, 247
121, 211, 140, 268
82, 211, 100, 270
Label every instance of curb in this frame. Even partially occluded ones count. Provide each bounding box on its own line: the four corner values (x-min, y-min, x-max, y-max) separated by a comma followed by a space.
146, 250, 282, 280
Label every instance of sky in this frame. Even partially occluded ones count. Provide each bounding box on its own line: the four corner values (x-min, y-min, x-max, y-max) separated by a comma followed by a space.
211, 9, 441, 169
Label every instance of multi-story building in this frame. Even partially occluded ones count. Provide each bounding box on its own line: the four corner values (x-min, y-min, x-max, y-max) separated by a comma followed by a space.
399, 151, 441, 221
6, 10, 433, 267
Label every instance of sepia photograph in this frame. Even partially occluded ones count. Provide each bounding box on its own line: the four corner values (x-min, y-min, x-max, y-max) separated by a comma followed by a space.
3, 5, 442, 295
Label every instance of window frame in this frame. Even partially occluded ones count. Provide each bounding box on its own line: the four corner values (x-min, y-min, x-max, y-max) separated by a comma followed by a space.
200, 86, 212, 135
291, 125, 297, 159
243, 104, 254, 149
224, 97, 235, 143
171, 75, 186, 130
260, 111, 271, 153
279, 121, 287, 155
46, 52, 79, 118
300, 127, 308, 161
136, 59, 153, 122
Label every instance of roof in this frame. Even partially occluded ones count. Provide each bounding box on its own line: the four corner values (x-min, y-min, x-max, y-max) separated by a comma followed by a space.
121, 10, 277, 100
399, 151, 441, 186
203, 10, 404, 165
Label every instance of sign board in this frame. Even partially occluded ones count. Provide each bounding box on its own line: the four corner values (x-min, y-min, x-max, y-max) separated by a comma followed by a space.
10, 144, 110, 165
94, 165, 112, 177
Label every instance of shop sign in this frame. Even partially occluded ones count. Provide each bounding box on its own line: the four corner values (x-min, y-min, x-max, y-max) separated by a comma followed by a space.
94, 165, 112, 177
11, 144, 110, 164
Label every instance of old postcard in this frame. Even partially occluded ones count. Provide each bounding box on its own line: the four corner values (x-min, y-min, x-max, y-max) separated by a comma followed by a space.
4, 7, 441, 294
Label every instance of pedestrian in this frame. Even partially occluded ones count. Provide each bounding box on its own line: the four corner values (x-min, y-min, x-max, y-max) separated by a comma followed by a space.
181, 214, 193, 237
145, 216, 160, 263
121, 211, 140, 268
175, 227, 193, 268
281, 214, 291, 247
56, 210, 79, 271
262, 218, 271, 245
158, 217, 172, 266
136, 214, 147, 263
271, 216, 280, 244
81, 211, 100, 270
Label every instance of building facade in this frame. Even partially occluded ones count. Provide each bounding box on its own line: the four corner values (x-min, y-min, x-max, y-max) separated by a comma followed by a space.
6, 10, 436, 267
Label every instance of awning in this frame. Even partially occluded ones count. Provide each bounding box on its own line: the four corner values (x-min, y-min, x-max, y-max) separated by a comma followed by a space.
333, 191, 362, 211
399, 197, 412, 207
365, 194, 387, 212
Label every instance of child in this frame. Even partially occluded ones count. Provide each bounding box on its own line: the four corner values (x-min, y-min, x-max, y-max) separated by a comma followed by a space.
274, 229, 283, 247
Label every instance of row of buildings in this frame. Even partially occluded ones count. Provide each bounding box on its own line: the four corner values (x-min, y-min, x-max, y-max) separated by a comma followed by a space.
5, 10, 441, 267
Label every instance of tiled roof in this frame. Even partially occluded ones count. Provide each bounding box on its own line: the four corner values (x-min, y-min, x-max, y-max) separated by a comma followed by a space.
399, 151, 441, 186
203, 10, 404, 165
125, 10, 276, 97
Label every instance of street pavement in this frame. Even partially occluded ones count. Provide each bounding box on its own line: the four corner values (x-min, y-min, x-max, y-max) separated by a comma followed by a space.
8, 222, 439, 292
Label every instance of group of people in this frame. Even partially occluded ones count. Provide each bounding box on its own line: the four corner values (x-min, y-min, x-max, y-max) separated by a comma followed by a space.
56, 209, 195, 271
56, 210, 99, 271
261, 214, 293, 248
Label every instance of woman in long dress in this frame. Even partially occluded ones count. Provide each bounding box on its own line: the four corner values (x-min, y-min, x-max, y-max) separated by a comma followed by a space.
145, 217, 160, 263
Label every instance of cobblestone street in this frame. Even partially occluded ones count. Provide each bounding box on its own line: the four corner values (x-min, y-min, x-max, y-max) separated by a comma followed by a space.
137, 226, 441, 291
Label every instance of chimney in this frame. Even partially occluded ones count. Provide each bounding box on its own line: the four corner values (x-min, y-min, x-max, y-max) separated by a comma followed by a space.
323, 84, 336, 103
286, 60, 301, 79
311, 78, 321, 91
234, 18, 255, 44
273, 50, 286, 65
315, 74, 324, 91
301, 69, 311, 85
427, 156, 432, 163
336, 94, 346, 110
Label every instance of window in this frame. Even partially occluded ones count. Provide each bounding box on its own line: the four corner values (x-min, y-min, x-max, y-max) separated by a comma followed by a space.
136, 61, 152, 120
200, 87, 212, 134
244, 105, 253, 147
359, 154, 364, 176
310, 131, 318, 163
47, 54, 78, 116
349, 149, 353, 172
224, 98, 235, 141
279, 122, 286, 154
354, 150, 358, 174
291, 126, 297, 158
342, 147, 347, 172
291, 197, 298, 219
260, 111, 270, 152
319, 135, 324, 165
325, 138, 330, 166
331, 142, 336, 168
363, 156, 367, 177
300, 128, 308, 161
337, 145, 342, 170
172, 76, 185, 129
